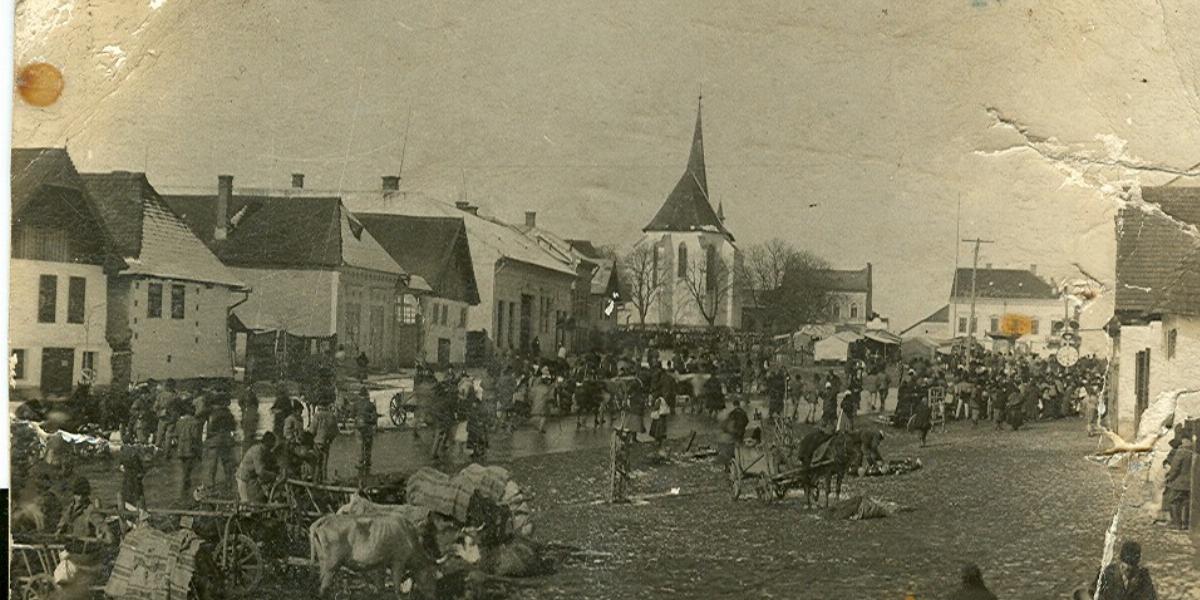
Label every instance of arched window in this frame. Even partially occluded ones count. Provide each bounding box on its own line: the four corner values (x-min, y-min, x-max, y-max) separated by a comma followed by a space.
833, 304, 841, 319
850, 303, 859, 319
677, 243, 688, 277
705, 246, 718, 291
652, 245, 660, 287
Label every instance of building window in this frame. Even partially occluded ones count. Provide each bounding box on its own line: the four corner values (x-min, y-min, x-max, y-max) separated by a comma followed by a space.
82, 351, 96, 373
12, 349, 26, 379
345, 303, 361, 343
1031, 319, 1040, 335
148, 283, 163, 318
677, 243, 688, 277
652, 245, 660, 287
398, 294, 419, 324
38, 274, 57, 323
989, 316, 999, 333
850, 303, 859, 319
507, 303, 515, 349
1167, 328, 1178, 359
833, 304, 841, 320
496, 301, 505, 346
171, 284, 186, 319
705, 246, 718, 292
67, 276, 86, 324
459, 307, 468, 329
958, 317, 967, 334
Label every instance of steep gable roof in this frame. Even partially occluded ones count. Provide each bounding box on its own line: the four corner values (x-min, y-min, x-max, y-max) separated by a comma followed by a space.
163, 194, 405, 275
341, 191, 577, 277
643, 102, 733, 240
10, 149, 119, 267
949, 267, 1057, 300
355, 213, 480, 304
81, 172, 242, 287
1116, 190, 1200, 317
900, 305, 949, 335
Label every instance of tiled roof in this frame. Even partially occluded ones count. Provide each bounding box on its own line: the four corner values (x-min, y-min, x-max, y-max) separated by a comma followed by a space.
81, 172, 243, 287
949, 267, 1057, 300
341, 191, 577, 277
1115, 194, 1200, 317
10, 149, 118, 267
355, 213, 481, 304
643, 103, 733, 239
163, 194, 405, 275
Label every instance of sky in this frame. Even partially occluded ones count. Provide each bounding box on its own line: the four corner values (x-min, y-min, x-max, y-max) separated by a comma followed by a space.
12, 0, 1200, 330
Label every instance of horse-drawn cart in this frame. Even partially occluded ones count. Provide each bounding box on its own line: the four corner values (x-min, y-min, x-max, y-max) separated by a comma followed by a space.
729, 442, 808, 502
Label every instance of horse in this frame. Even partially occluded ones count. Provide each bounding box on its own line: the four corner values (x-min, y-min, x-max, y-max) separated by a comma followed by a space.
796, 430, 855, 509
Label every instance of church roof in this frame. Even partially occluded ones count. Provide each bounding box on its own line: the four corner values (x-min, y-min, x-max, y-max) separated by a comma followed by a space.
643, 101, 733, 240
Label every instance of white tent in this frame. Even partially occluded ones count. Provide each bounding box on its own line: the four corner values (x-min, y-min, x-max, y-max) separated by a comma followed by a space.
813, 331, 862, 362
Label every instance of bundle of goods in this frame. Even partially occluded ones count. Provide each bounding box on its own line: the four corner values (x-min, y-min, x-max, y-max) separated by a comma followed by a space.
824, 495, 903, 520
405, 463, 534, 538
857, 457, 922, 477
104, 526, 220, 600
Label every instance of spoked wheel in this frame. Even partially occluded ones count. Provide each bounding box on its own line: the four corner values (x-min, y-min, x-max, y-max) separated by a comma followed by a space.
218, 533, 264, 595
729, 461, 743, 500
389, 393, 408, 427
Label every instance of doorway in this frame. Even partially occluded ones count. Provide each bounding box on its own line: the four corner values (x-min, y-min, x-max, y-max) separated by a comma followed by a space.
41, 347, 75, 396
1134, 348, 1151, 432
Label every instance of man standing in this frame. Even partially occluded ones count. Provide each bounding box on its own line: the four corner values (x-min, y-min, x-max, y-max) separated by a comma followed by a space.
205, 398, 237, 489
153, 380, 176, 453
174, 404, 203, 503
719, 398, 749, 471
236, 432, 278, 504
820, 376, 839, 429
238, 388, 260, 451
309, 403, 338, 482
355, 389, 378, 473
1164, 436, 1193, 531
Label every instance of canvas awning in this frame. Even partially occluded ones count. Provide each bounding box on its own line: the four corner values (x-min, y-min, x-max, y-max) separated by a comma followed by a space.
864, 330, 901, 345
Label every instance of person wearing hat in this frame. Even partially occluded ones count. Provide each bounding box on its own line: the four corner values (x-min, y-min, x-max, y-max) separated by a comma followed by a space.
354, 388, 379, 473
529, 368, 555, 434
174, 403, 204, 503
205, 397, 237, 489
56, 476, 98, 536
309, 403, 338, 482
1097, 540, 1157, 600
1164, 435, 1194, 531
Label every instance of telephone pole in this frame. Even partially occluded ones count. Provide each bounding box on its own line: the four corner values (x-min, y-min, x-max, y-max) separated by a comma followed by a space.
961, 237, 994, 362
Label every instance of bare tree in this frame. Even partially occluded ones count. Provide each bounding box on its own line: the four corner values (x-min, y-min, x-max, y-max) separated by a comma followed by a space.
620, 243, 662, 327
736, 239, 834, 333
679, 247, 736, 327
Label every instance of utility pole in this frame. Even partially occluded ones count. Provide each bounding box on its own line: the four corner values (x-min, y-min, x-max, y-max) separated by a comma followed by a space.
961, 237, 994, 362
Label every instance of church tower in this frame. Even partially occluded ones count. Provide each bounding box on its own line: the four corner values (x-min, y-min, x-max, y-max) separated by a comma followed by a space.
639, 98, 740, 329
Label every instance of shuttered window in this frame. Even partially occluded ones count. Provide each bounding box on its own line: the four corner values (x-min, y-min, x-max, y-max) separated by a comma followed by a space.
67, 276, 86, 324
38, 275, 57, 323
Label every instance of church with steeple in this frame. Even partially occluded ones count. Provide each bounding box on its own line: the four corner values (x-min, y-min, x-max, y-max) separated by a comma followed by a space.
638, 99, 741, 329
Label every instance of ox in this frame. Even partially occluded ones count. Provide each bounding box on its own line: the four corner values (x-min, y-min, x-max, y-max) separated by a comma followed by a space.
308, 512, 439, 599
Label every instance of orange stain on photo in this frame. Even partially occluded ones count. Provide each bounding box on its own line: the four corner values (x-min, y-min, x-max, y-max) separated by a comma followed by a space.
16, 62, 65, 107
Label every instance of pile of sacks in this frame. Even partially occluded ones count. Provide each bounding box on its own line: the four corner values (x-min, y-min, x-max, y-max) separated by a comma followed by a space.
405, 463, 533, 538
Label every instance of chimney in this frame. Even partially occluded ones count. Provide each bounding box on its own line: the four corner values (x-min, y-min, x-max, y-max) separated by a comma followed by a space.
524, 211, 537, 229
455, 201, 479, 216
381, 175, 400, 191
215, 175, 233, 240
1029, 264, 1037, 274
291, 173, 305, 189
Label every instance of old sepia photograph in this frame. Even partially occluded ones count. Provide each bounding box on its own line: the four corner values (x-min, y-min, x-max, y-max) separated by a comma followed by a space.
5, 1, 1200, 598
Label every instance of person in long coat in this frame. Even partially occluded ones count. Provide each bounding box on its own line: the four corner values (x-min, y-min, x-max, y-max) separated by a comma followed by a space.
910, 398, 933, 447
529, 369, 556, 433
702, 372, 726, 417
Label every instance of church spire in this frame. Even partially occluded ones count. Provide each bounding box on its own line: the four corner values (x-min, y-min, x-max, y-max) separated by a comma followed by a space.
642, 97, 732, 240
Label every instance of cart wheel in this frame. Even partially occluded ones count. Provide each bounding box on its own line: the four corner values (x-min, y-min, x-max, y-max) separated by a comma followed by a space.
219, 533, 264, 595
729, 461, 743, 500
389, 393, 408, 427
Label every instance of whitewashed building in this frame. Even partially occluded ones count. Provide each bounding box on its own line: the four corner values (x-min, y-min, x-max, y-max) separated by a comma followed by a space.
1110, 188, 1200, 438
637, 101, 740, 329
